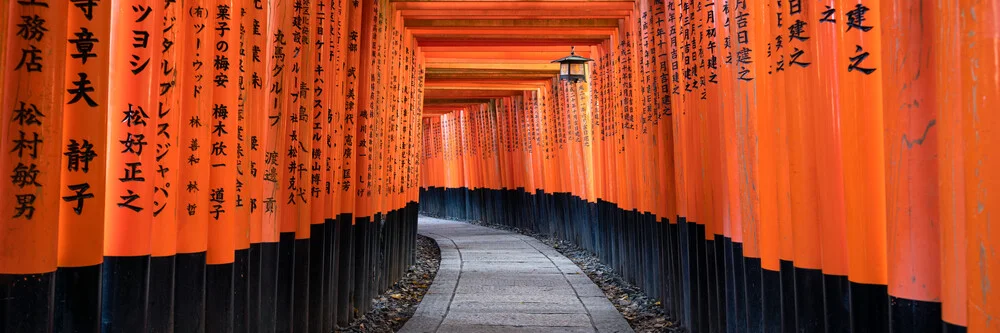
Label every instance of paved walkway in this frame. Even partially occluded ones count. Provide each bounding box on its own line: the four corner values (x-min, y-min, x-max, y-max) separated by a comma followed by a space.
400, 216, 634, 333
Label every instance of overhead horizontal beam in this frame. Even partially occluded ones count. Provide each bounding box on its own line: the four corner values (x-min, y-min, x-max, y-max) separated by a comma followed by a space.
404, 18, 620, 27
408, 27, 615, 35
416, 38, 606, 47
425, 62, 561, 70
393, 1, 634, 10
399, 12, 631, 19
424, 89, 529, 98
422, 51, 591, 61
420, 45, 586, 53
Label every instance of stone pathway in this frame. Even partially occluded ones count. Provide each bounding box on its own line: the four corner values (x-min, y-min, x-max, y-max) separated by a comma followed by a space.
400, 216, 634, 333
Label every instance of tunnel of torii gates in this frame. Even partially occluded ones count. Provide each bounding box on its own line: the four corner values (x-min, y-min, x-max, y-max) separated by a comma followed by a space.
1, 0, 1000, 331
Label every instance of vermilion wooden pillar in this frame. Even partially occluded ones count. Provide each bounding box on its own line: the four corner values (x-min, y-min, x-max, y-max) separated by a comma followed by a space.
149, 0, 182, 331
102, 0, 157, 330
55, 0, 110, 330
175, 0, 215, 331
1, 0, 68, 331
960, 0, 1000, 331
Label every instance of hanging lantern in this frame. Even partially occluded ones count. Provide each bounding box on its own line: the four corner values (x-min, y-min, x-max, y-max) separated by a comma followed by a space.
552, 46, 593, 83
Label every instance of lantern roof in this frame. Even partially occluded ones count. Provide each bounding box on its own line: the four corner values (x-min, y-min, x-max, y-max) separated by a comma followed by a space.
551, 48, 593, 64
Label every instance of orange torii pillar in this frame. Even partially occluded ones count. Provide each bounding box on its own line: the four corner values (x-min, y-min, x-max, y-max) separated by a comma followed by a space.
262, 0, 290, 331
54, 0, 109, 331
205, 0, 240, 331
148, 0, 182, 330
289, 0, 316, 330
961, 0, 1000, 331
934, 0, 966, 331
0, 0, 68, 330
244, 0, 269, 329
175, 0, 215, 330
102, 0, 157, 330
232, 2, 251, 331
335, 0, 362, 322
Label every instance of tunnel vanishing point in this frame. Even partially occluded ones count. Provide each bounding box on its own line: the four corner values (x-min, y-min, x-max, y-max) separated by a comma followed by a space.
1, 0, 999, 332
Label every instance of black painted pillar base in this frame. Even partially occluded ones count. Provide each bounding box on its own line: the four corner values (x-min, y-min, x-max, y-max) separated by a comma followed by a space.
276, 233, 295, 333
175, 252, 206, 333
101, 256, 150, 333
148, 256, 176, 333
2, 272, 55, 333
258, 243, 278, 333
55, 265, 101, 333
234, 249, 250, 333
205, 263, 234, 333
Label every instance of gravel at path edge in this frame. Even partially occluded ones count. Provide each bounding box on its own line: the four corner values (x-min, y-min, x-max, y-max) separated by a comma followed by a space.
337, 235, 441, 333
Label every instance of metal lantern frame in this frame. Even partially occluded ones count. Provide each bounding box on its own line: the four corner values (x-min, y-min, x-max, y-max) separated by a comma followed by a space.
551, 46, 594, 83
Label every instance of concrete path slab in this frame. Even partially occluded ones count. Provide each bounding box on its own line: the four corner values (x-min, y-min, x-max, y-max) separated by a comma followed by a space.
400, 216, 634, 333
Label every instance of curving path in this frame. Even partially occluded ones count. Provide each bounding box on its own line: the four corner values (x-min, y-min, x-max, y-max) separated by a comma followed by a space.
400, 216, 634, 333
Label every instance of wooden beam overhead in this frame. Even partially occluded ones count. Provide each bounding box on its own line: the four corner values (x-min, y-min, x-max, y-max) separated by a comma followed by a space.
393, 1, 633, 10
404, 18, 620, 27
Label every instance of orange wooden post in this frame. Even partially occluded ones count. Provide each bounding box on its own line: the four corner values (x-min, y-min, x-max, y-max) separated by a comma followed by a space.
310, 0, 334, 328
102, 0, 158, 330
244, 0, 268, 329
1, 0, 68, 330
290, 0, 316, 329
175, 0, 215, 330
54, 0, 110, 330
262, 0, 291, 330
204, 1, 240, 331
781, 0, 824, 330
336, 0, 362, 321
875, 0, 942, 330
326, 0, 350, 323
274, 0, 300, 327
149, 0, 182, 330
767, 0, 798, 329
809, 0, 852, 330
231, 2, 252, 330
960, 1, 1000, 331
934, 0, 966, 330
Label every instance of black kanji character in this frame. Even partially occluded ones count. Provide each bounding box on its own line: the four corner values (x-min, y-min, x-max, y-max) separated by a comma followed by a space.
64, 139, 97, 172
845, 3, 873, 32
11, 131, 42, 159
13, 194, 36, 219
119, 161, 145, 182
12, 101, 44, 126
16, 15, 48, 42
120, 132, 148, 155
847, 45, 876, 74
122, 103, 149, 126
211, 141, 228, 156
789, 47, 810, 68
132, 30, 150, 48
15, 45, 43, 72
130, 54, 150, 74
17, 0, 48, 6
67, 73, 98, 107
10, 162, 41, 188
71, 0, 98, 20
789, 19, 808, 41
820, 6, 836, 23
212, 103, 229, 119
132, 4, 153, 22
68, 27, 99, 64
118, 189, 142, 212
62, 183, 94, 215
